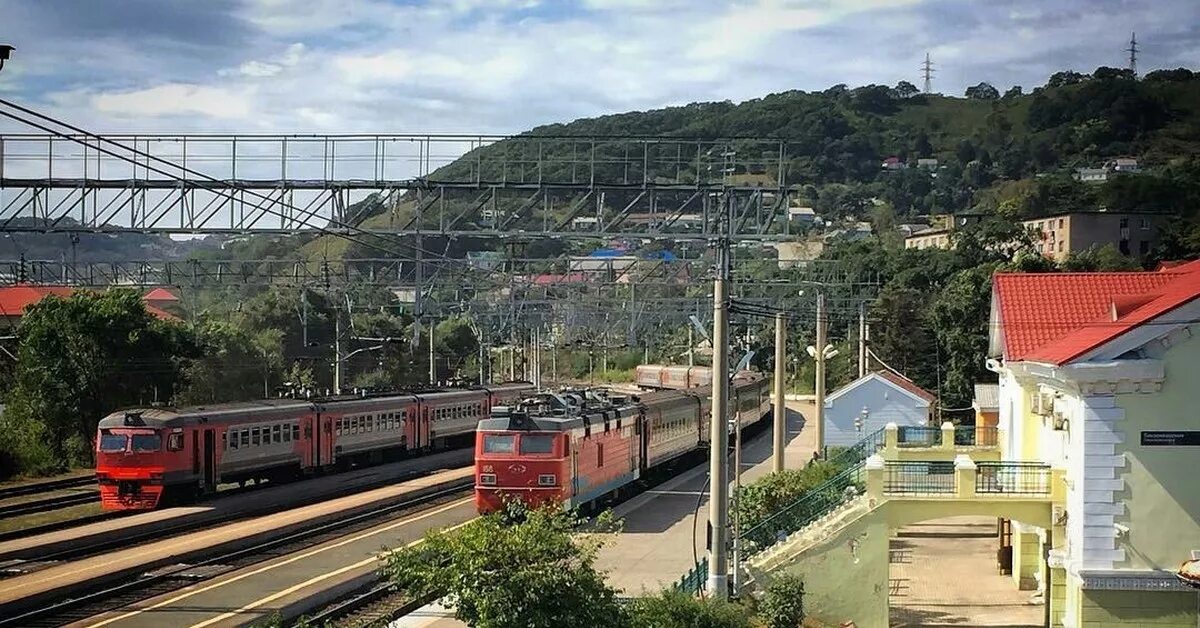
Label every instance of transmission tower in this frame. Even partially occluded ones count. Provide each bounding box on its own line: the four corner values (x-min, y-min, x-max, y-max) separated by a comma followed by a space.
921, 52, 935, 94
1126, 32, 1139, 76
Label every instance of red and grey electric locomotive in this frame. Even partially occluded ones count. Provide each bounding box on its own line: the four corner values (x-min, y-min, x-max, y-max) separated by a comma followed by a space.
474, 369, 770, 514
95, 383, 533, 510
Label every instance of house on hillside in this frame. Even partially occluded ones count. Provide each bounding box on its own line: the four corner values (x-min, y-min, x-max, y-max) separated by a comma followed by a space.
880, 156, 906, 170
987, 260, 1200, 626
1023, 211, 1171, 261
823, 370, 936, 446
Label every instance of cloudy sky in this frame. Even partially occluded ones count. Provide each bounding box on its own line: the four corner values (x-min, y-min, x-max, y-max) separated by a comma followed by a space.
1, 0, 1197, 135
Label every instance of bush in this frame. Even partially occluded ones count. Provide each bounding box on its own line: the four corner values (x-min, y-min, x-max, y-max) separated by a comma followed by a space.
759, 573, 806, 628
626, 589, 754, 628
734, 461, 844, 532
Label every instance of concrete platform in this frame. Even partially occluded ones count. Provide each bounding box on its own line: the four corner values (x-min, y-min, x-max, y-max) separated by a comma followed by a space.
596, 400, 817, 595
889, 516, 1042, 627
72, 500, 477, 628
0, 448, 472, 562
0, 464, 473, 616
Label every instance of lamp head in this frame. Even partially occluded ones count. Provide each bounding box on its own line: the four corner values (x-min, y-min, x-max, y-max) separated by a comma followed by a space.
0, 45, 13, 61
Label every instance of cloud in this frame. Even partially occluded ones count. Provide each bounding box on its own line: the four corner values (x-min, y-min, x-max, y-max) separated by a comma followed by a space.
2, 0, 1197, 138
89, 84, 254, 120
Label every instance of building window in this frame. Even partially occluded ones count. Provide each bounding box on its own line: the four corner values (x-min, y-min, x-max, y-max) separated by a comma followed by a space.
1119, 218, 1129, 229
1058, 219, 1064, 228
1139, 240, 1150, 255
1120, 240, 1131, 255
1058, 241, 1064, 252
1140, 218, 1150, 231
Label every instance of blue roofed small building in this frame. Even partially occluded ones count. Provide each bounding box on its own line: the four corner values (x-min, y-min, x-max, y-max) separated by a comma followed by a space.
823, 370, 937, 446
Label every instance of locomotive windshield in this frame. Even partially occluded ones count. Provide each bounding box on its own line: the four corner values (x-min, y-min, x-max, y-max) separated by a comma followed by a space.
99, 432, 127, 452
131, 433, 162, 452
518, 433, 555, 454
482, 433, 516, 454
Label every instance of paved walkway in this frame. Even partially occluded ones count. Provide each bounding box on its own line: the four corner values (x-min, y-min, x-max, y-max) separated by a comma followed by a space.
889, 516, 1042, 627
595, 401, 817, 595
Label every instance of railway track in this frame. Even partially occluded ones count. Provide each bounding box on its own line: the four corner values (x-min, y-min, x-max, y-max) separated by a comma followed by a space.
0, 478, 473, 627
305, 582, 432, 627
0, 490, 99, 520
0, 476, 94, 500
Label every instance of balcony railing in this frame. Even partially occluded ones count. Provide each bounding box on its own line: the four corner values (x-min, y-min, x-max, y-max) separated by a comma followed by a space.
882, 461, 956, 494
955, 425, 999, 447
975, 462, 1051, 495
897, 426, 941, 448
673, 557, 708, 595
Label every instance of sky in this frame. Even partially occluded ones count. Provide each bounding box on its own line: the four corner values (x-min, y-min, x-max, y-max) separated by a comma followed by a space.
0, 0, 1198, 136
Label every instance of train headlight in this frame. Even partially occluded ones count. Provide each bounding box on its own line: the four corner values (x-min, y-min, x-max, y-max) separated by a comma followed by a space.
538, 474, 556, 486
479, 473, 497, 486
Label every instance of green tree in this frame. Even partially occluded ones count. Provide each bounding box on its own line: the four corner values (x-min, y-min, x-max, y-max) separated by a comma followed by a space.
383, 504, 625, 628
179, 321, 284, 403
965, 82, 1000, 100
3, 290, 195, 471
626, 590, 753, 628
759, 573, 806, 628
930, 264, 998, 408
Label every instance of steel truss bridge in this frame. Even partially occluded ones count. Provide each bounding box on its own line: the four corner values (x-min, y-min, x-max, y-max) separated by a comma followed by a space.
0, 133, 809, 240
0, 110, 876, 347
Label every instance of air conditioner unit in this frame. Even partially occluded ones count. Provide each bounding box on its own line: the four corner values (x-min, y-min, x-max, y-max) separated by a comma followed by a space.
1034, 392, 1056, 416
1051, 411, 1069, 431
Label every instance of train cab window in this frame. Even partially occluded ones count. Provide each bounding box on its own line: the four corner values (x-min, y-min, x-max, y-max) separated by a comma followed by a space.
99, 432, 127, 452
167, 432, 184, 451
132, 433, 162, 452
272, 425, 282, 443
519, 434, 555, 455
482, 434, 516, 454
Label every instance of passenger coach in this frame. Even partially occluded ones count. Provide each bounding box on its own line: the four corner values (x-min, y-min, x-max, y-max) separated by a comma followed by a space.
95, 383, 532, 510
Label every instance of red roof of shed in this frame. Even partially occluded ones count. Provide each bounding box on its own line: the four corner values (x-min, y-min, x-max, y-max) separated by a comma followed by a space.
0, 286, 180, 321
993, 260, 1200, 365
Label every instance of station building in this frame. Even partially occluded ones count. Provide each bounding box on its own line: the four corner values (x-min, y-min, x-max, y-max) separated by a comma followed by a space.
989, 260, 1200, 626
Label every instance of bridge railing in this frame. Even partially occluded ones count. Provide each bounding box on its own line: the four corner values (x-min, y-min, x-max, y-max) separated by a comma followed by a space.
975, 462, 1052, 495
882, 461, 956, 495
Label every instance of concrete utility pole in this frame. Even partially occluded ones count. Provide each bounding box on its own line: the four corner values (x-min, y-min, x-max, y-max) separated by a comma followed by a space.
428, 322, 436, 385
858, 302, 867, 378
814, 293, 827, 455
707, 194, 731, 599
773, 312, 786, 473
333, 312, 342, 394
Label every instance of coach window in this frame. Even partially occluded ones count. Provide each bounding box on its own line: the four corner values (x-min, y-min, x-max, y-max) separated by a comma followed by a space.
132, 433, 162, 452
240, 430, 250, 448
99, 431, 127, 452
167, 432, 184, 451
282, 425, 291, 442
335, 419, 342, 436
519, 434, 555, 455
482, 433, 516, 454
272, 425, 282, 443
597, 443, 605, 467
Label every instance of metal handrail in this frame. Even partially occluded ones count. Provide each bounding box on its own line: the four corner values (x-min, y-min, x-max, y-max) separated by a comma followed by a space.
739, 463, 863, 558
897, 425, 941, 447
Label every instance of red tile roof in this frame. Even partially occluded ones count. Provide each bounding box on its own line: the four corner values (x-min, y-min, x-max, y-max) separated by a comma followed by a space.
993, 260, 1200, 365
875, 369, 937, 403
0, 286, 180, 322
143, 287, 180, 302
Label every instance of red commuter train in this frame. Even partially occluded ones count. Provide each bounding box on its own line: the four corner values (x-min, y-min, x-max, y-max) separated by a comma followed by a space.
474, 372, 770, 514
95, 383, 533, 510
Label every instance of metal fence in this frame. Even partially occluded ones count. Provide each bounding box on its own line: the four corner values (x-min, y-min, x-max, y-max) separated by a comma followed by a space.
826, 427, 888, 466
883, 461, 956, 495
673, 557, 708, 595
897, 425, 942, 448
975, 462, 1051, 495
